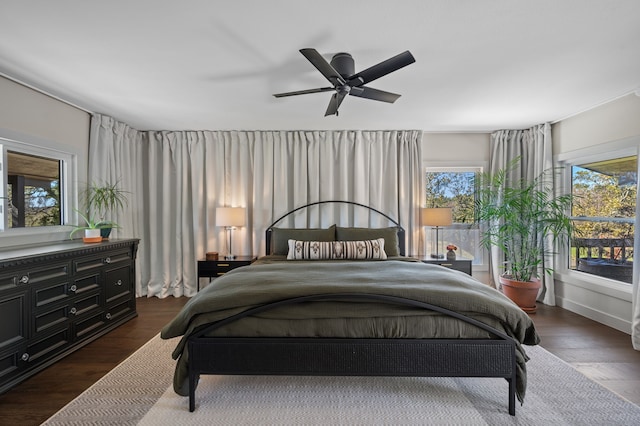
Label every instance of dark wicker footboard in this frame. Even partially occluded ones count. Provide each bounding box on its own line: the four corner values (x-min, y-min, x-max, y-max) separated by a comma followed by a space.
185, 294, 518, 415
188, 337, 517, 414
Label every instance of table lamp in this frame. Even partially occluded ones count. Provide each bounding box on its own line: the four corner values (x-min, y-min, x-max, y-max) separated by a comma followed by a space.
421, 207, 453, 259
216, 207, 246, 260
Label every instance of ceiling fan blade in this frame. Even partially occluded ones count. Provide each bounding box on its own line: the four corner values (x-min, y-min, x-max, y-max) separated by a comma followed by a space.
273, 87, 334, 98
349, 86, 401, 103
300, 48, 346, 86
325, 92, 347, 116
347, 50, 415, 86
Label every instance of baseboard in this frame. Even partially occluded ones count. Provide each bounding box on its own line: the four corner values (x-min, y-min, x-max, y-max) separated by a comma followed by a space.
556, 297, 632, 335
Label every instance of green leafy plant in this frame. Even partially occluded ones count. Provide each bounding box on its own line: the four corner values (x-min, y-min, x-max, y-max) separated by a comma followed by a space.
69, 209, 112, 238
475, 158, 574, 283
69, 180, 128, 239
84, 180, 129, 224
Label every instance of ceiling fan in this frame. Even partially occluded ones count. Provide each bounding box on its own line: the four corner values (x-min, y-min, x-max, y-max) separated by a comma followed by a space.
273, 48, 416, 117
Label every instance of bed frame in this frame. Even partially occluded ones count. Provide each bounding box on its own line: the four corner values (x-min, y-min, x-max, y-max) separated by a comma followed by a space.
264, 200, 406, 256
186, 201, 518, 415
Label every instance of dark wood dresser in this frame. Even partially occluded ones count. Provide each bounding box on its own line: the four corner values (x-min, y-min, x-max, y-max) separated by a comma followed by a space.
0, 238, 139, 394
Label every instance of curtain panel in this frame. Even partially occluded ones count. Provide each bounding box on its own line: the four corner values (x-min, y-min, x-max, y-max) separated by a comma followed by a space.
89, 114, 423, 297
489, 123, 555, 305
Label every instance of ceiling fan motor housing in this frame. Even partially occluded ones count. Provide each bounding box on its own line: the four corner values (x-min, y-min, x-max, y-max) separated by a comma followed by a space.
330, 53, 355, 78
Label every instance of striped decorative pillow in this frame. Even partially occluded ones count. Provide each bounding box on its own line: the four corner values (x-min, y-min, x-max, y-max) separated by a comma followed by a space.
287, 238, 387, 260
333, 238, 387, 260
287, 240, 334, 260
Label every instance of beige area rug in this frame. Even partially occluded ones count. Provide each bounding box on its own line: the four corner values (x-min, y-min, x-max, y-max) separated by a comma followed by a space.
42, 334, 640, 426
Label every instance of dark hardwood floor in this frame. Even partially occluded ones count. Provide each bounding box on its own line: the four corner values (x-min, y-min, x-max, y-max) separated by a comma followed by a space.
0, 296, 189, 426
1, 280, 639, 426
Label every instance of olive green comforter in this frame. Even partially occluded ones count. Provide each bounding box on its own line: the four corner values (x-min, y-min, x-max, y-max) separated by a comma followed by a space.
161, 258, 540, 402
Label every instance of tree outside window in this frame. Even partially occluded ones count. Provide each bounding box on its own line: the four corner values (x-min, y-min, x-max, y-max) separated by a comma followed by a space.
425, 168, 483, 265
570, 156, 637, 283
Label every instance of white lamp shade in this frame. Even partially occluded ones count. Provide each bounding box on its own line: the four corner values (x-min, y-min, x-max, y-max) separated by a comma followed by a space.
216, 207, 246, 227
421, 207, 453, 226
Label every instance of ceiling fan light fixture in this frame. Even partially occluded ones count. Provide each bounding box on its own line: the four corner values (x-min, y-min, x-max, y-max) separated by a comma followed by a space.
273, 48, 415, 117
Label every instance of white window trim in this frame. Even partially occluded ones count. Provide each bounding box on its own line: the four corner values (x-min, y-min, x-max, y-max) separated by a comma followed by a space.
0, 133, 78, 245
555, 135, 640, 296
424, 161, 488, 270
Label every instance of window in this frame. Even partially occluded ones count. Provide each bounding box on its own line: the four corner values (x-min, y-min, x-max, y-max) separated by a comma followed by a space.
569, 155, 637, 284
425, 167, 484, 266
6, 151, 62, 228
1, 136, 73, 233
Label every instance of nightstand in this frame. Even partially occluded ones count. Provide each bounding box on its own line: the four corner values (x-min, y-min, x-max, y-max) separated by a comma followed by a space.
416, 257, 472, 275
197, 255, 257, 290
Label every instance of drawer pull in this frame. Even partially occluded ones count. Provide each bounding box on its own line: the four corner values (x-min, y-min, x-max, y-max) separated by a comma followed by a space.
115, 279, 123, 286
70, 307, 77, 315
70, 284, 77, 293
21, 353, 29, 362
218, 263, 230, 267
19, 275, 29, 284
105, 313, 112, 320
104, 257, 112, 264
441, 263, 453, 266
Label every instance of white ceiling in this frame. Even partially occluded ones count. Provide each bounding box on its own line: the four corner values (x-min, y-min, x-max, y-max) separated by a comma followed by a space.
1, 0, 639, 132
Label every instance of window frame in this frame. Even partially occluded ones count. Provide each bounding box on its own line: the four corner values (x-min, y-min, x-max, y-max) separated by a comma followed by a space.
556, 139, 639, 298
0, 134, 77, 241
424, 161, 487, 270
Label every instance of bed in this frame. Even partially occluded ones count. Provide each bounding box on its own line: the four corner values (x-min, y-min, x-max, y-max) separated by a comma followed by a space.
161, 201, 539, 416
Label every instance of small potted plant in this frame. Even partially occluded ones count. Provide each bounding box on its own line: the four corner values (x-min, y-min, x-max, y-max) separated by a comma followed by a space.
69, 210, 107, 243
446, 244, 458, 261
85, 180, 128, 239
70, 180, 128, 242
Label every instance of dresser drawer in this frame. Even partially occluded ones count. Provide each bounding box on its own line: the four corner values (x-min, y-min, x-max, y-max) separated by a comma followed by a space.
105, 296, 135, 322
0, 262, 69, 292
73, 273, 101, 295
73, 310, 107, 341
25, 327, 71, 366
22, 262, 70, 286
104, 265, 132, 304
33, 303, 70, 335
73, 249, 131, 275
32, 280, 72, 309
0, 288, 29, 351
0, 343, 28, 384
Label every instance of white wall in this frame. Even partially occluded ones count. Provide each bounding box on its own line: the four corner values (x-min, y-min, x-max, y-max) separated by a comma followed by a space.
553, 93, 640, 152
552, 93, 640, 334
421, 132, 490, 165
0, 75, 91, 247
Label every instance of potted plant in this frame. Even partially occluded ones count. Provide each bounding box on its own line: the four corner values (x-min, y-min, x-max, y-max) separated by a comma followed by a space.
475, 158, 573, 313
70, 180, 128, 242
84, 180, 128, 239
69, 210, 108, 243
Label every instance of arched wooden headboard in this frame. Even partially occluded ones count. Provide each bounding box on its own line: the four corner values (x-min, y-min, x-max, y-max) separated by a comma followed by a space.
265, 200, 406, 256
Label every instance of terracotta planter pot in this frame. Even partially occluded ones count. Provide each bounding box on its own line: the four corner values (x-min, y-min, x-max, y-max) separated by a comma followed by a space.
499, 275, 541, 314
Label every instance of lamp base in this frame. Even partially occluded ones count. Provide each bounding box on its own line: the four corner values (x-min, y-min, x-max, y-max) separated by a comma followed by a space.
430, 253, 444, 259
224, 254, 236, 260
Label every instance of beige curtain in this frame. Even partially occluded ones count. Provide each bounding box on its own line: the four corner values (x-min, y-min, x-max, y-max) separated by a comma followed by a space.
89, 115, 423, 298
489, 123, 555, 305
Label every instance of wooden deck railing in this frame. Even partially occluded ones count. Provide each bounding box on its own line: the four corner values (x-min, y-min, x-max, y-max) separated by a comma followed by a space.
573, 237, 633, 283
573, 237, 633, 263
